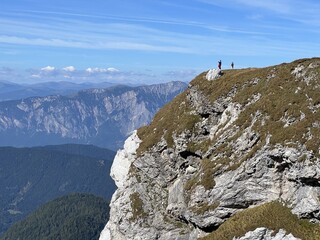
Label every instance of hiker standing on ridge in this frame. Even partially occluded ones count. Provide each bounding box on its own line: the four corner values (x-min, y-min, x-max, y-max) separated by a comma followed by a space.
231, 62, 234, 69
218, 60, 222, 70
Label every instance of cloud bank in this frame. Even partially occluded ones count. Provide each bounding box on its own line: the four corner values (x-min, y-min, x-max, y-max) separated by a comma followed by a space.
0, 66, 197, 85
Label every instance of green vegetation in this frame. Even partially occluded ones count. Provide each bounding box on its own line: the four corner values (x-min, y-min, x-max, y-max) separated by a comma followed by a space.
0, 193, 109, 240
0, 144, 115, 236
200, 201, 320, 240
138, 58, 320, 158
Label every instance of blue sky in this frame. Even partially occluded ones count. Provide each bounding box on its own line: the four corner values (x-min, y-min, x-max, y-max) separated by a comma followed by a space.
1, 0, 320, 85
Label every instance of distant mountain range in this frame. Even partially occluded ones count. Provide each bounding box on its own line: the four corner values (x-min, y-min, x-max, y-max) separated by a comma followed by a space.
0, 80, 116, 102
0, 144, 115, 236
0, 81, 187, 150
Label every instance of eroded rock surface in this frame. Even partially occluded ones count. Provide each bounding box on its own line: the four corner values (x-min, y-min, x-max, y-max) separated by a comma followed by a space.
102, 58, 320, 240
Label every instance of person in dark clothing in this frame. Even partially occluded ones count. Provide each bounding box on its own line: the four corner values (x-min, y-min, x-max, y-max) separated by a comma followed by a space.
231, 62, 234, 69
218, 60, 222, 70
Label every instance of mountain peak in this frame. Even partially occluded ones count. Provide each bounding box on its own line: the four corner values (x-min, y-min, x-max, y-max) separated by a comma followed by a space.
138, 57, 320, 157
103, 58, 320, 240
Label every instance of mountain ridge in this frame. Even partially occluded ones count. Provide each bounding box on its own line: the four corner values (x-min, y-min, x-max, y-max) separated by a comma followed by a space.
102, 57, 320, 239
0, 81, 187, 150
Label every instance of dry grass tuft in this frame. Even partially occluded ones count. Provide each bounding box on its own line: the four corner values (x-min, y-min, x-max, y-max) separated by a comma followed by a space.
129, 192, 147, 221
200, 201, 320, 240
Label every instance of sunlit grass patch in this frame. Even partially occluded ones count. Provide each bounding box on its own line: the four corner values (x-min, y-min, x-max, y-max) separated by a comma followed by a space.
200, 201, 320, 240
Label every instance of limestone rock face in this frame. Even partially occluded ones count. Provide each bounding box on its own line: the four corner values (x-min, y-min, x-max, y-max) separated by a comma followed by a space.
110, 131, 142, 188
205, 69, 222, 81
102, 58, 320, 239
233, 228, 301, 240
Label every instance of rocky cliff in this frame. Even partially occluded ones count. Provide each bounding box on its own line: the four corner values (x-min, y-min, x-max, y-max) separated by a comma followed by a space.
102, 58, 320, 239
0, 81, 187, 150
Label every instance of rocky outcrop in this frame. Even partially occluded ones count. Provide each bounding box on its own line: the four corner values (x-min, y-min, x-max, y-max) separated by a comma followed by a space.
233, 228, 300, 240
205, 69, 222, 81
103, 58, 320, 239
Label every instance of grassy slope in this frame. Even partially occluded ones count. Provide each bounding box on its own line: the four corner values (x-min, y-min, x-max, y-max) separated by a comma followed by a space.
136, 58, 320, 239
200, 201, 320, 240
138, 57, 320, 156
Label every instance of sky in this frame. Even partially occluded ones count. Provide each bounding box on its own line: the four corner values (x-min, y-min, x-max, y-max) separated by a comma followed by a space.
0, 0, 320, 85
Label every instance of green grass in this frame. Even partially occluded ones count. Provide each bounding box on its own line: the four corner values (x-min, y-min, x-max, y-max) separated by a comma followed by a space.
200, 201, 320, 240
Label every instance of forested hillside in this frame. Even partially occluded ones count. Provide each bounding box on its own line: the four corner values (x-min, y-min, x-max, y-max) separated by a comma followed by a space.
0, 193, 109, 240
0, 144, 115, 235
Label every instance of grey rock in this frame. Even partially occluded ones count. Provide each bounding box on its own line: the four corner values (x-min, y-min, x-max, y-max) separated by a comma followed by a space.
233, 228, 301, 240
103, 60, 320, 239
206, 69, 221, 81
0, 81, 187, 150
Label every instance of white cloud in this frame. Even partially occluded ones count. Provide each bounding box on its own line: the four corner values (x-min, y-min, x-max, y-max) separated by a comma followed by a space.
86, 68, 96, 73
86, 67, 120, 73
63, 66, 76, 72
41, 66, 55, 72
106, 67, 119, 72
2, 65, 197, 85
31, 74, 41, 78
